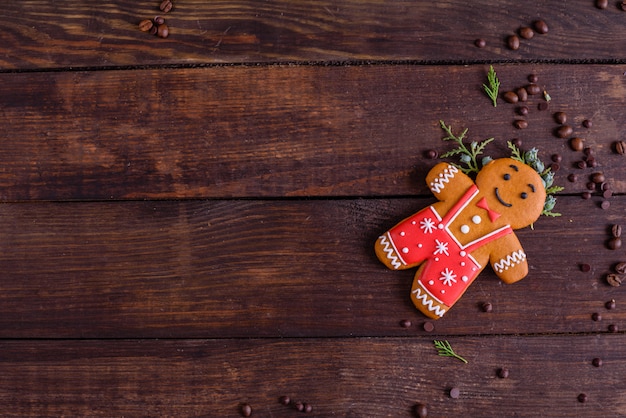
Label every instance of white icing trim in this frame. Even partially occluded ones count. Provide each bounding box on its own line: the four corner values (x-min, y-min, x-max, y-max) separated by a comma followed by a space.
378, 233, 404, 269
430, 165, 458, 193
494, 250, 526, 273
412, 283, 446, 317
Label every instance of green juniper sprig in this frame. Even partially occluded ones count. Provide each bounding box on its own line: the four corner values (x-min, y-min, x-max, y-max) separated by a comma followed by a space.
439, 120, 494, 176
483, 65, 500, 107
433, 340, 468, 364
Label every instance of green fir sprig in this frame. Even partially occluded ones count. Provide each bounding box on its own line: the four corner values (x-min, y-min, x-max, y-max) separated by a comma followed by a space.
433, 340, 468, 364
439, 120, 494, 176
483, 65, 500, 107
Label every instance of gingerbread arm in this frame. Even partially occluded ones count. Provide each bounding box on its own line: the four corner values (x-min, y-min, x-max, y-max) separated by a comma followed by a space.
487, 233, 529, 284
426, 163, 474, 202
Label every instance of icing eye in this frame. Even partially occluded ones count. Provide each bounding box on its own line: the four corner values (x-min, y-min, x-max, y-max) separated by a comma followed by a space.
504, 174, 511, 180
521, 192, 528, 199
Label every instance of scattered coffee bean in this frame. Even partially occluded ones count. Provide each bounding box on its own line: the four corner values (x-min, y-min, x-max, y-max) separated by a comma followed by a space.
503, 91, 519, 104
567, 173, 578, 182
516, 106, 529, 116
577, 393, 588, 403
556, 125, 573, 138
449, 387, 461, 399
497, 368, 510, 378
592, 312, 602, 321
534, 20, 549, 34
592, 357, 603, 367
400, 319, 412, 328
605, 299, 616, 310
606, 273, 623, 286
596, 0, 608, 9
241, 403, 252, 417
601, 200, 611, 210
608, 324, 618, 333
481, 302, 493, 313
528, 74, 538, 83
621, 1, 626, 11
423, 321, 435, 332
580, 263, 591, 272
613, 141, 626, 155
601, 182, 610, 191
615, 262, 626, 274
569, 137, 584, 151
577, 162, 588, 170
157, 24, 169, 38
608, 237, 622, 250
154, 15, 166, 25
507, 35, 520, 50
414, 403, 428, 418
475, 38, 486, 48
160, 0, 173, 13
303, 403, 312, 413
538, 101, 549, 111
581, 191, 591, 199
554, 112, 567, 124
511, 138, 522, 148
551, 154, 562, 163
586, 157, 597, 168
603, 189, 613, 199
516, 87, 528, 102
583, 147, 594, 156
526, 83, 541, 95
138, 19, 154, 32
424, 149, 438, 159
550, 163, 560, 172
586, 182, 596, 191
514, 119, 528, 129
582, 119, 592, 128
591, 172, 605, 184
518, 27, 534, 39
279, 396, 291, 406
294, 402, 304, 412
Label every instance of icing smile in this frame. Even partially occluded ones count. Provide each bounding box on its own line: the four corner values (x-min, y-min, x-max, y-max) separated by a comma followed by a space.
494, 188, 512, 207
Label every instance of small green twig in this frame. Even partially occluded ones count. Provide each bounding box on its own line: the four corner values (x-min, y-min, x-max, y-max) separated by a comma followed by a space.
439, 120, 494, 176
482, 65, 500, 107
433, 340, 468, 364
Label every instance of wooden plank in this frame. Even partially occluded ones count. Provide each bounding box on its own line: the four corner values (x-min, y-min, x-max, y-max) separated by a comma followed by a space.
0, 196, 624, 338
0, 64, 624, 200
0, 335, 624, 416
1, 1, 626, 69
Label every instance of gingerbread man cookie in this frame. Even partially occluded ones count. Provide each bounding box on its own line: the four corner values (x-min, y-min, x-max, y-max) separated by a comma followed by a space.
375, 158, 546, 319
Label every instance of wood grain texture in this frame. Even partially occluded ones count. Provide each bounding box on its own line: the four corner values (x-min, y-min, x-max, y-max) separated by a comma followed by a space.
0, 196, 623, 339
1, 0, 626, 69
0, 64, 624, 200
0, 335, 624, 416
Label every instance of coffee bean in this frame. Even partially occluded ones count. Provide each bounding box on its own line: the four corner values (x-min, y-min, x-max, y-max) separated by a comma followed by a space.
303, 403, 312, 413
497, 368, 509, 378
586, 157, 598, 168
449, 387, 461, 399
601, 200, 611, 210
538, 102, 548, 111
621, 1, 626, 11
567, 173, 578, 182
516, 87, 528, 102
513, 120, 528, 129
603, 190, 613, 199
613, 141, 626, 155
279, 396, 291, 406
414, 403, 428, 418
612, 225, 622, 238
592, 312, 602, 321
601, 182, 610, 191
507, 35, 520, 50
605, 299, 616, 309
511, 138, 522, 148
591, 172, 605, 184
582, 119, 592, 128
475, 38, 486, 48
578, 393, 588, 403
606, 273, 622, 286
615, 262, 626, 274
550, 163, 560, 172
516, 106, 529, 116
583, 147, 593, 156
608, 324, 618, 333
528, 74, 538, 83
592, 358, 603, 367
577, 161, 587, 170
551, 154, 562, 163
596, 0, 608, 9
519, 27, 534, 39
556, 125, 574, 138
157, 24, 169, 38
400, 319, 412, 328
503, 91, 519, 104
586, 182, 596, 191
580, 263, 591, 272
534, 20, 549, 34
554, 111, 567, 124
569, 137, 584, 151
138, 19, 154, 32
423, 321, 435, 332
241, 403, 252, 417
526, 83, 541, 95
154, 16, 165, 25
160, 0, 173, 13
294, 402, 304, 412
424, 149, 438, 159
581, 191, 591, 199
481, 302, 493, 313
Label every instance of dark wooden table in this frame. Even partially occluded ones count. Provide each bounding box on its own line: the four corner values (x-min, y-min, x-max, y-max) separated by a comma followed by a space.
1, 1, 625, 416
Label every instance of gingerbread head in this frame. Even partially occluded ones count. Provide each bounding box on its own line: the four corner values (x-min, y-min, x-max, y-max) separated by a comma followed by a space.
375, 157, 547, 319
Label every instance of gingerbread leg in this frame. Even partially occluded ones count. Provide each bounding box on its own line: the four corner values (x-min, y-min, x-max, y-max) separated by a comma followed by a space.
410, 264, 450, 319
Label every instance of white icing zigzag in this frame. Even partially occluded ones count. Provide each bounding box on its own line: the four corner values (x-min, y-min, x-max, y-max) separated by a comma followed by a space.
378, 234, 402, 269
429, 165, 458, 194
494, 250, 526, 273
411, 287, 446, 317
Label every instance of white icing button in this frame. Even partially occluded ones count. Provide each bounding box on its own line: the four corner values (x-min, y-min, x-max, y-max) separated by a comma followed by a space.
412, 221, 416, 225
400, 231, 406, 236
472, 215, 482, 224
441, 290, 446, 294
472, 267, 477, 271
460, 261, 465, 267
462, 276, 468, 282
460, 225, 470, 234
402, 247, 409, 254
460, 251, 466, 257
417, 243, 423, 248
435, 257, 439, 262
438, 224, 444, 229
429, 280, 434, 285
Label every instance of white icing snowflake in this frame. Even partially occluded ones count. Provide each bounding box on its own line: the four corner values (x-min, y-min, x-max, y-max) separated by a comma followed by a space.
433, 239, 450, 256
420, 217, 436, 234
439, 268, 457, 287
